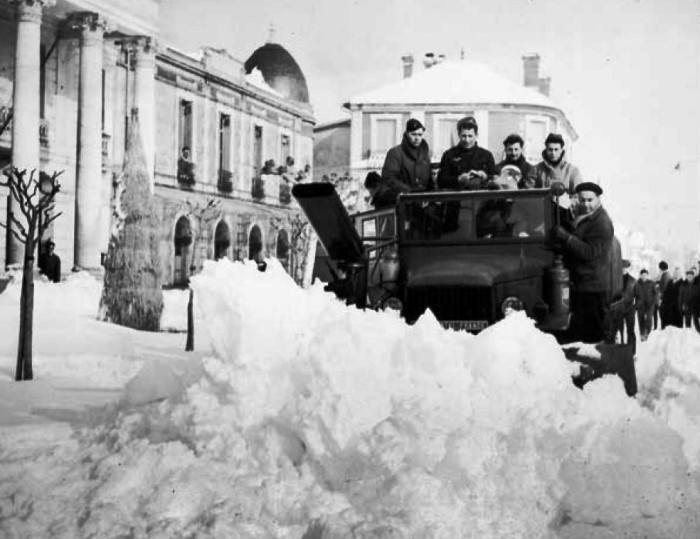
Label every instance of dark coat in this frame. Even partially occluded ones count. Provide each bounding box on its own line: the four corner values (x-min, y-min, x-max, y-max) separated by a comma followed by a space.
437, 143, 497, 190
633, 279, 657, 311
621, 273, 636, 314
679, 280, 694, 313
560, 206, 614, 293
39, 252, 61, 283
495, 155, 533, 186
662, 279, 682, 327
381, 137, 432, 199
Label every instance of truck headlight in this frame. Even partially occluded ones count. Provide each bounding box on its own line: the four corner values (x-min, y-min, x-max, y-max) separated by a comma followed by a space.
382, 296, 403, 311
501, 296, 524, 316
379, 246, 400, 283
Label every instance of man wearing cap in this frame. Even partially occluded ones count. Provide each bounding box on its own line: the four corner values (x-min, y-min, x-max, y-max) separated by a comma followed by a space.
495, 133, 532, 186
380, 118, 433, 205
550, 181, 614, 342
634, 269, 658, 341
526, 133, 583, 194
38, 240, 61, 283
437, 116, 497, 191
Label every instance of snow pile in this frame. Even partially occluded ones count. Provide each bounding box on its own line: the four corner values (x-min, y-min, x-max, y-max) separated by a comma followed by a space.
0, 259, 699, 538
246, 67, 283, 97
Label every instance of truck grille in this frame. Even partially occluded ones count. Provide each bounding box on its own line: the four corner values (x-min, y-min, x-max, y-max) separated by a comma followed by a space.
403, 286, 493, 324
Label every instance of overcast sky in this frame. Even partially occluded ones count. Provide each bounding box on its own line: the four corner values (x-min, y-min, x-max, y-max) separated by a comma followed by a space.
161, 0, 700, 258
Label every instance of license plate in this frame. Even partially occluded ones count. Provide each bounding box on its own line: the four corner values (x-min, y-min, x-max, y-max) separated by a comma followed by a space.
441, 320, 489, 331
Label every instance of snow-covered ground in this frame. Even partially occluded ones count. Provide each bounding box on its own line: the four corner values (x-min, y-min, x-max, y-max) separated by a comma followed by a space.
1, 260, 699, 538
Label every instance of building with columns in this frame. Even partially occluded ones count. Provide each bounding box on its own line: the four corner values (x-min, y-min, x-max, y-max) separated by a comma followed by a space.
0, 0, 314, 285
314, 53, 576, 181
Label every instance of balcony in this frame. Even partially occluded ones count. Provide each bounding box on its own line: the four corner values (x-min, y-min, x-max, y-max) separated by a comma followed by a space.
177, 159, 195, 188
217, 169, 233, 193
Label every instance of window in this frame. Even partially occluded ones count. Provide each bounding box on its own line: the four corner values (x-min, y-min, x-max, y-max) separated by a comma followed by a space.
253, 125, 263, 173
179, 99, 193, 157
280, 134, 290, 163
374, 118, 398, 152
525, 117, 548, 163
219, 113, 231, 172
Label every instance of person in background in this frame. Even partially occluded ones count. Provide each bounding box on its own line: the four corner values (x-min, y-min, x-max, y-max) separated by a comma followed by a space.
364, 171, 395, 209
657, 261, 671, 328
633, 269, 657, 341
38, 240, 61, 283
661, 267, 683, 328
692, 265, 700, 332
495, 133, 532, 185
437, 116, 497, 191
619, 259, 636, 351
525, 133, 583, 194
679, 270, 695, 328
380, 118, 433, 203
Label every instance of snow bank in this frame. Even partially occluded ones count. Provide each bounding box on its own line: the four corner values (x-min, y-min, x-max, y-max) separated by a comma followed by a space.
1, 259, 699, 538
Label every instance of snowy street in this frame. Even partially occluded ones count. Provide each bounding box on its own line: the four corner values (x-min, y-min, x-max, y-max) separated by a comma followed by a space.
1, 260, 700, 538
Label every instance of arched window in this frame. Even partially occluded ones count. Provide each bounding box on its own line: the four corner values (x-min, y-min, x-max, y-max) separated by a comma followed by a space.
214, 221, 231, 260
276, 229, 290, 272
248, 225, 263, 261
174, 216, 193, 286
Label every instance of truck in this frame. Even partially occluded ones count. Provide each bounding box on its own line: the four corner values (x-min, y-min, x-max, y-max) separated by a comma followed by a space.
292, 182, 636, 396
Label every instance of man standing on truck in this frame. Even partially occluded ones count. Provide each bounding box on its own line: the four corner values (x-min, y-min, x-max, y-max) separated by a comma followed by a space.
380, 118, 433, 204
495, 133, 532, 187
437, 116, 497, 190
550, 181, 614, 343
525, 133, 583, 194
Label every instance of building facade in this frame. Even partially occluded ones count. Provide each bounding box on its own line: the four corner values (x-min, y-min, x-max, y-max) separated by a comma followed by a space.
314, 53, 576, 180
0, 0, 314, 285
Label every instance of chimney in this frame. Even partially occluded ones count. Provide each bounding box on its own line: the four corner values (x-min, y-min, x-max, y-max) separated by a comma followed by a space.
538, 77, 551, 97
423, 52, 435, 69
522, 53, 540, 88
402, 54, 414, 78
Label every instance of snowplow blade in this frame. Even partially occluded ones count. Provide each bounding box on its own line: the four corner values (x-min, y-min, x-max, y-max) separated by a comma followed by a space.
563, 343, 637, 397
292, 183, 365, 264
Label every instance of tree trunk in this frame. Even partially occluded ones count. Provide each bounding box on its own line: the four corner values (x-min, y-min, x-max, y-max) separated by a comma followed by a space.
15, 244, 35, 381
185, 287, 194, 351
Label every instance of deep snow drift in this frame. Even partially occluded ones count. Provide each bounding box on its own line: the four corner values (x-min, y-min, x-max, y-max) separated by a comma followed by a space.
1, 260, 699, 538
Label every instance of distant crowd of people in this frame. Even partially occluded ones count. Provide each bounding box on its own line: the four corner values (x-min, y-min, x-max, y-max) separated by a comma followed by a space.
619, 260, 700, 349
364, 115, 583, 208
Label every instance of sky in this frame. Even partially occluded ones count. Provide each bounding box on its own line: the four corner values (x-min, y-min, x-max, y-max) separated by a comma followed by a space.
160, 0, 700, 259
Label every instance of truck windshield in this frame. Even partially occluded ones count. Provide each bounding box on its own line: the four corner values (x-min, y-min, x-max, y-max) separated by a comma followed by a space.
399, 194, 548, 243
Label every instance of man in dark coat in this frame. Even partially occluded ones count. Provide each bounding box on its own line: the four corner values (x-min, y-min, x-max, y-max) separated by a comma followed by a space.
364, 171, 395, 209
437, 116, 497, 191
550, 182, 614, 343
661, 267, 683, 328
495, 133, 532, 187
618, 259, 636, 351
380, 118, 432, 205
692, 265, 700, 332
679, 270, 695, 328
633, 269, 657, 341
38, 240, 61, 283
657, 260, 671, 328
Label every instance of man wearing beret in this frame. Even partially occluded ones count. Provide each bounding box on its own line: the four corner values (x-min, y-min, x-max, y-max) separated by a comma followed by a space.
437, 116, 497, 191
550, 181, 614, 342
525, 133, 583, 194
380, 118, 433, 205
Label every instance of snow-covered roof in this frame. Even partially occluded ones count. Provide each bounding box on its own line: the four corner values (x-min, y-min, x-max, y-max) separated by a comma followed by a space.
348, 60, 558, 109
245, 67, 284, 98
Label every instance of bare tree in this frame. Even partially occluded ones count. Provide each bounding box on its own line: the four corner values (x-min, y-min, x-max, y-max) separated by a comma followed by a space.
0, 168, 62, 381
183, 198, 221, 351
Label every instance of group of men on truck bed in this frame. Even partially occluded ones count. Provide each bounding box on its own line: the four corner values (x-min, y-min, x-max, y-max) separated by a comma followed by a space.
363, 115, 616, 344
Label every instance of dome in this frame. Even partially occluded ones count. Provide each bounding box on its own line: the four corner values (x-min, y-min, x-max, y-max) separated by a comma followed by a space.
244, 42, 309, 103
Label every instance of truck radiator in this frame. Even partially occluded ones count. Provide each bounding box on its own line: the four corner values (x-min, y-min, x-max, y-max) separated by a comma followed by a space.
403, 286, 492, 324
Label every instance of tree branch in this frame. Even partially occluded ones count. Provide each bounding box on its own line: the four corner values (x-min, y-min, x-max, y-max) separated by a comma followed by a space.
0, 221, 25, 243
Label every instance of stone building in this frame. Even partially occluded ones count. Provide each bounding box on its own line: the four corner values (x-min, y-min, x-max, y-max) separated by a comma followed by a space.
0, 0, 314, 285
314, 53, 576, 180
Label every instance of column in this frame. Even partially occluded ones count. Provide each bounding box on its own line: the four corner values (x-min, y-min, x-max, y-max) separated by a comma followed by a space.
7, 0, 55, 266
132, 36, 156, 191
100, 41, 118, 252
70, 12, 106, 271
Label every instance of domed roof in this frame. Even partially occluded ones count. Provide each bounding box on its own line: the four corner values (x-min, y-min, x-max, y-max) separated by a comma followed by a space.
244, 42, 309, 104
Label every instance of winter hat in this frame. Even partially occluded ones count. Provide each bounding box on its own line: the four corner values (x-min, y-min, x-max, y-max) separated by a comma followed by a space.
544, 133, 565, 146
575, 181, 603, 196
405, 118, 425, 132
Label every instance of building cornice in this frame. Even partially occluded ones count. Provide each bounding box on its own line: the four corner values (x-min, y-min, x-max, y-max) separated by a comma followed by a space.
157, 48, 315, 125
